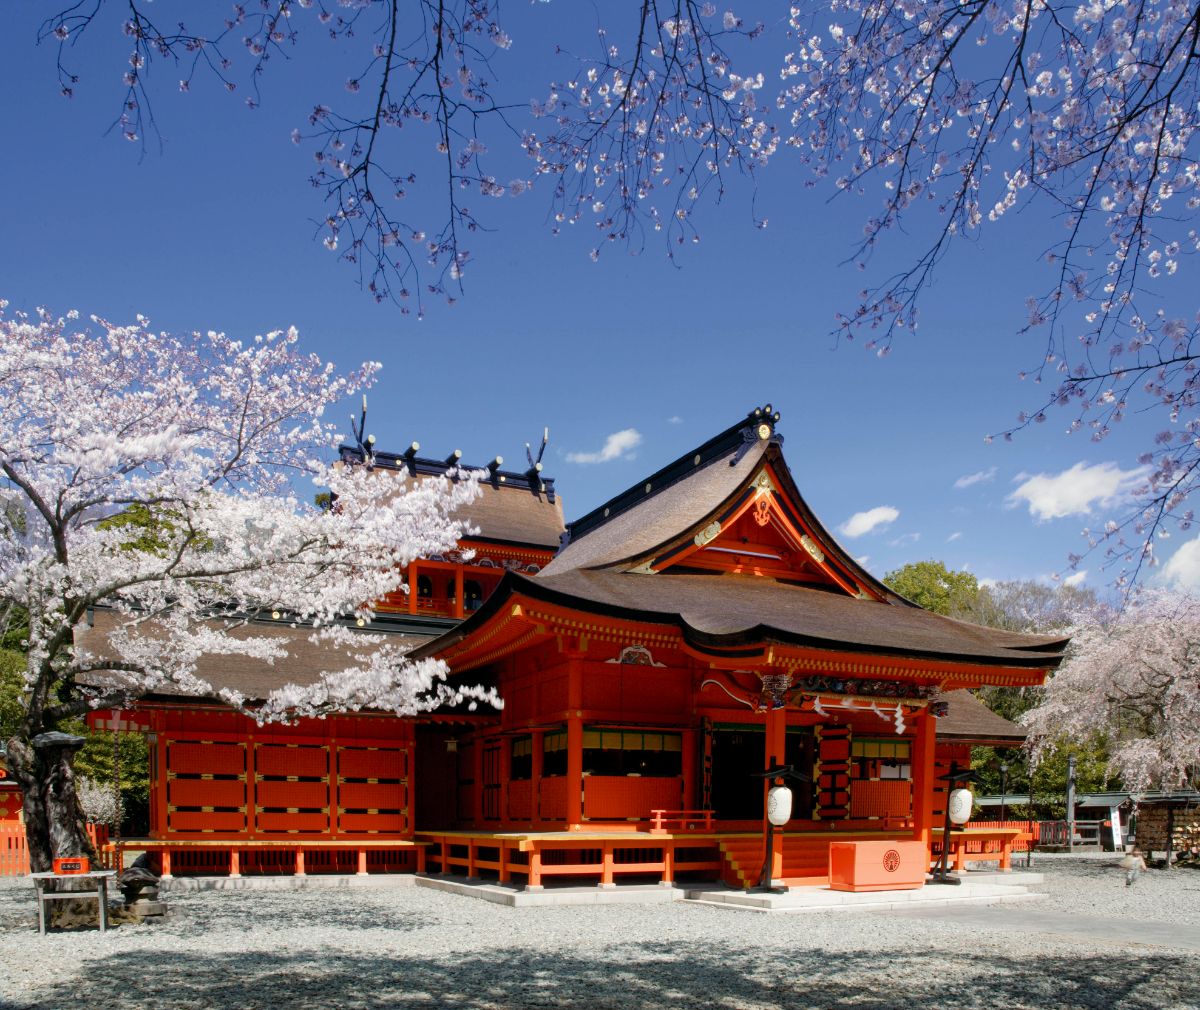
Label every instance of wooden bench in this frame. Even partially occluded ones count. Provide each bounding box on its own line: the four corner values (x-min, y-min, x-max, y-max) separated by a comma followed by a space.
648, 810, 715, 834
31, 870, 117, 934
933, 828, 1022, 872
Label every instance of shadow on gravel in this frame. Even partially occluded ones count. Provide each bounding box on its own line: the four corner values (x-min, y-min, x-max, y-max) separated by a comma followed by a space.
9, 940, 1198, 1010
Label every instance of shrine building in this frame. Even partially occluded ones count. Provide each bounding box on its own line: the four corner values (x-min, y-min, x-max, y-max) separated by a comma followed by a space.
82, 407, 1067, 887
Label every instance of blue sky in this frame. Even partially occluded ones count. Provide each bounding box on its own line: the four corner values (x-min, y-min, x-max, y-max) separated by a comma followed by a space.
0, 4, 1179, 593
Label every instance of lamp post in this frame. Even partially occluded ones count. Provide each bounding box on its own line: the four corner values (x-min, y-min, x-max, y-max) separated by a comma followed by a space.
749, 762, 810, 894
1066, 754, 1077, 853
929, 764, 980, 885
999, 763, 1009, 825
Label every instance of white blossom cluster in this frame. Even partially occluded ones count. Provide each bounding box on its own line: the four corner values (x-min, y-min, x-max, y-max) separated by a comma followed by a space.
76, 776, 121, 827
0, 305, 496, 731
1022, 588, 1200, 793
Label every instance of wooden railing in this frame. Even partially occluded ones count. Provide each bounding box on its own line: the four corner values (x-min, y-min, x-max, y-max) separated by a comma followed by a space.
968, 819, 1039, 851
0, 823, 111, 877
0, 823, 27, 876
648, 810, 715, 834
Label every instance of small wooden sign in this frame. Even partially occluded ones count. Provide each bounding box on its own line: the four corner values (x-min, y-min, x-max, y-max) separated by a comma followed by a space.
52, 856, 90, 875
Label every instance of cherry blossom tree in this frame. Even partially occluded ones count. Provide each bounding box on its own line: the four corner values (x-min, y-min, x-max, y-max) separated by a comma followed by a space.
0, 304, 488, 872
1021, 589, 1200, 793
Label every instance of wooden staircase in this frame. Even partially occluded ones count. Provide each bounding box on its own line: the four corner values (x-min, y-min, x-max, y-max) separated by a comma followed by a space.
717, 834, 831, 888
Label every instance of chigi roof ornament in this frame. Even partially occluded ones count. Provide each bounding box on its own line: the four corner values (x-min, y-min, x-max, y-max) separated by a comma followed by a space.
732, 404, 783, 466
350, 395, 376, 468
338, 424, 557, 501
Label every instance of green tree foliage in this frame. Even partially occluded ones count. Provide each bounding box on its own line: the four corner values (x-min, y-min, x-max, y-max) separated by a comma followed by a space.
883, 563, 1114, 811
70, 725, 150, 835
882, 560, 979, 617
0, 648, 24, 743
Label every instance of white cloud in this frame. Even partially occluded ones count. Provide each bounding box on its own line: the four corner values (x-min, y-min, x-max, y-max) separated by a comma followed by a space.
1162, 536, 1200, 590
566, 428, 643, 464
947, 531, 962, 543
1007, 461, 1148, 521
566, 431, 643, 465
978, 577, 998, 589
667, 415, 683, 425
888, 532, 920, 548
954, 466, 997, 489
838, 505, 900, 538
1062, 570, 1087, 587
855, 555, 870, 566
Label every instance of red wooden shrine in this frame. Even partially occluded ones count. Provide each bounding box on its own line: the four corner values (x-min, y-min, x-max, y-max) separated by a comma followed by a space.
83, 408, 1067, 886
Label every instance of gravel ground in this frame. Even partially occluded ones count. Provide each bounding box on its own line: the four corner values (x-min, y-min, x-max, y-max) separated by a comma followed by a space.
1, 857, 1196, 1010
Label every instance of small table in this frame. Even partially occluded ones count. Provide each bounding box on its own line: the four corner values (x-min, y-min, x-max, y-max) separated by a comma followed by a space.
30, 870, 117, 934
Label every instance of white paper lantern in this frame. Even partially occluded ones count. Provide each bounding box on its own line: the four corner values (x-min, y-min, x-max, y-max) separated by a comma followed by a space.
948, 787, 973, 825
766, 785, 793, 826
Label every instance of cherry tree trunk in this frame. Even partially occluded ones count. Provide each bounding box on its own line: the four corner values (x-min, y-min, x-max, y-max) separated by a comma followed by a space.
5, 732, 95, 873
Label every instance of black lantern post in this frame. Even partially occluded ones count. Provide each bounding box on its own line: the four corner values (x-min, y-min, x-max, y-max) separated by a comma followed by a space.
999, 762, 1009, 825
748, 762, 810, 894
929, 764, 980, 885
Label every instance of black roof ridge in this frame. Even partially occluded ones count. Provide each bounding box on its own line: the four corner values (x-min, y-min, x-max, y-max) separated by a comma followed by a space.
563, 404, 781, 545
339, 445, 556, 501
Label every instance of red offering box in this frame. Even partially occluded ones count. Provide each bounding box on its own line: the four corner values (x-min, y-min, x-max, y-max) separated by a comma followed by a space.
52, 856, 90, 875
828, 840, 925, 892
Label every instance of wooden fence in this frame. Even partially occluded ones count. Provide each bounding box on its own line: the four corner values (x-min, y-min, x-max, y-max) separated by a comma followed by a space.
0, 823, 112, 876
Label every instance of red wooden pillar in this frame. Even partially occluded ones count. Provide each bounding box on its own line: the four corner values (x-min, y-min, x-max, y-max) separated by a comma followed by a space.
681, 729, 696, 810
528, 847, 543, 890
566, 653, 584, 830
499, 736, 512, 827
471, 734, 485, 829
356, 849, 368, 876
454, 566, 465, 620
245, 733, 258, 839
765, 703, 787, 881
408, 564, 419, 615
152, 729, 169, 838
295, 849, 306, 876
229, 851, 241, 878
911, 708, 936, 849
160, 850, 173, 879
530, 729, 544, 828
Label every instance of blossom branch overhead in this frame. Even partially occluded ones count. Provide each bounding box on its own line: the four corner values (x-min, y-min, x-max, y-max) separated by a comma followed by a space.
33, 1, 1200, 590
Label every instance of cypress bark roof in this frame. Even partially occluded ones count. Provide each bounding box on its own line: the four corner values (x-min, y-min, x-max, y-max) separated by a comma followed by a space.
420, 407, 1070, 671
455, 479, 565, 549
932, 690, 1028, 744
419, 568, 1068, 667
340, 446, 566, 550
76, 607, 440, 703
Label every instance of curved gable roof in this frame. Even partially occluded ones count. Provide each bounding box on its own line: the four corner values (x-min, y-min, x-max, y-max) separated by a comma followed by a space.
416, 406, 1070, 674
